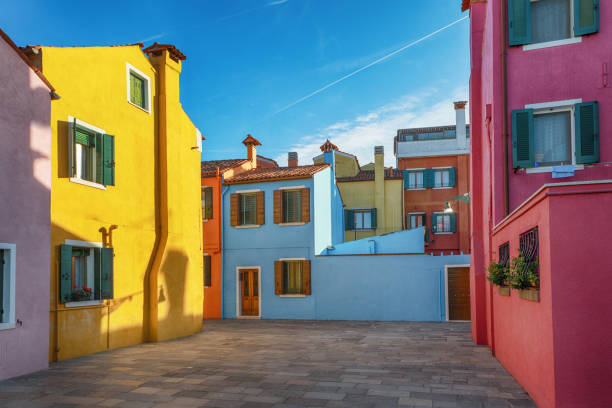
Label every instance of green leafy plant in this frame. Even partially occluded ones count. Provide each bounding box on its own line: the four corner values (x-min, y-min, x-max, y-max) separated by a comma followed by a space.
487, 262, 509, 286
508, 251, 539, 289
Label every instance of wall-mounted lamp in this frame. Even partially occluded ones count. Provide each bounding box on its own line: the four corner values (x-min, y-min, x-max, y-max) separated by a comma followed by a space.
444, 193, 470, 214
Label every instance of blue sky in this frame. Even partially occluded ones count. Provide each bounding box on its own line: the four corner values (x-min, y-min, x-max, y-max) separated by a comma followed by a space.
2, 1, 469, 166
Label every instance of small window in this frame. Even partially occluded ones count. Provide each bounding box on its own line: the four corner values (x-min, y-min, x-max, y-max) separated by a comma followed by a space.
0, 245, 16, 328
434, 169, 451, 188
531, 0, 571, 44
203, 255, 211, 287
240, 193, 257, 226
354, 210, 372, 230
408, 213, 425, 229
533, 110, 571, 167
282, 190, 302, 223
283, 261, 303, 295
68, 118, 115, 186
436, 214, 452, 233
406, 171, 424, 189
59, 244, 114, 303
202, 187, 213, 220
126, 63, 151, 113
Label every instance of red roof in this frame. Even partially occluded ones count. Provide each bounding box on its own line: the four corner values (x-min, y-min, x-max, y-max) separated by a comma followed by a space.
461, 0, 470, 11
201, 159, 248, 177
242, 134, 262, 146
256, 155, 279, 167
225, 164, 330, 185
336, 169, 403, 183
142, 42, 186, 62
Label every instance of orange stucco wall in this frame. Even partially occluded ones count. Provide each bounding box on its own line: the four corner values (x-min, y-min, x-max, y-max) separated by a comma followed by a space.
398, 154, 470, 254
202, 176, 222, 319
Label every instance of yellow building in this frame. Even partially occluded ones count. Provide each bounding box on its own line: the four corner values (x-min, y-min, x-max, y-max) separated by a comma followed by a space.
315, 141, 404, 241
23, 43, 203, 361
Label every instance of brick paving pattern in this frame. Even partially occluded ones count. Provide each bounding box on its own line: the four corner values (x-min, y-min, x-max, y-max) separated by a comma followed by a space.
0, 320, 535, 407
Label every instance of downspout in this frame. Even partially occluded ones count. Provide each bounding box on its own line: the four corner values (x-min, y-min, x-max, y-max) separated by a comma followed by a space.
221, 183, 230, 319
144, 55, 169, 343
502, 1, 510, 217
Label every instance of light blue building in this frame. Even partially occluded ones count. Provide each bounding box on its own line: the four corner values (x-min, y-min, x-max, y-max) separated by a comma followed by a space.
221, 146, 470, 321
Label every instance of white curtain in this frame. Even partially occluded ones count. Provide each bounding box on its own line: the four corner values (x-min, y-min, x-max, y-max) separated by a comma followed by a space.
534, 111, 571, 166
531, 0, 571, 43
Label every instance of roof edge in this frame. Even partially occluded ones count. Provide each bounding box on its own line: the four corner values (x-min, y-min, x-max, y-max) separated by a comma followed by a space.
1, 29, 55, 92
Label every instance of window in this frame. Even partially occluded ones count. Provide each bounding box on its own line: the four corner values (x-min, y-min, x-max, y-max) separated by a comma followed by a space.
274, 260, 311, 296
282, 190, 302, 223
126, 63, 151, 112
240, 193, 257, 225
499, 242, 510, 268
408, 213, 426, 230
432, 213, 457, 234
512, 101, 599, 169
0, 244, 16, 329
59, 244, 114, 303
354, 210, 372, 230
434, 168, 452, 188
203, 254, 211, 287
508, 0, 599, 46
405, 170, 424, 189
344, 208, 377, 231
68, 117, 115, 187
202, 187, 213, 220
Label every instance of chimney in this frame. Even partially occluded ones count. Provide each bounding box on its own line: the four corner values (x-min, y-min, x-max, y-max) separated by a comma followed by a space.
454, 101, 467, 149
374, 146, 385, 235
242, 134, 262, 169
288, 152, 298, 168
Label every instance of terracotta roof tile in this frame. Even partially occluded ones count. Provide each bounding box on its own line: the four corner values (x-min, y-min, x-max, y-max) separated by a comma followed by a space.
201, 159, 248, 176
142, 42, 186, 62
336, 169, 403, 183
1, 30, 55, 92
320, 139, 339, 152
256, 155, 279, 167
461, 0, 471, 12
225, 164, 330, 185
242, 134, 262, 146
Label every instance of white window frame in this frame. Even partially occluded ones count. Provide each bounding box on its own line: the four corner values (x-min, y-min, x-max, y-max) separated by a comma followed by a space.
407, 212, 426, 230
67, 116, 107, 190
64, 239, 104, 308
0, 244, 16, 330
434, 212, 453, 234
523, 0, 582, 51
235, 266, 261, 319
524, 99, 585, 174
405, 169, 425, 190
126, 62, 152, 113
353, 208, 373, 231
433, 167, 452, 189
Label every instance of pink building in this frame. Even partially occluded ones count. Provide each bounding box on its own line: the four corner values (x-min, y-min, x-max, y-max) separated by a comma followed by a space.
0, 29, 54, 380
465, 1, 612, 407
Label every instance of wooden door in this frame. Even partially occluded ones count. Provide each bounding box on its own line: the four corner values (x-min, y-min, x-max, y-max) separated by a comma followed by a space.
240, 269, 259, 316
448, 267, 471, 321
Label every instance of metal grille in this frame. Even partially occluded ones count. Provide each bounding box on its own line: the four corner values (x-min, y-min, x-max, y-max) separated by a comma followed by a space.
519, 227, 539, 263
498, 242, 510, 268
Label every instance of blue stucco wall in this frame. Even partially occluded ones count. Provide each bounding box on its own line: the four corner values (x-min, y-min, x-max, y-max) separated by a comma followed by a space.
313, 168, 332, 255
325, 228, 425, 255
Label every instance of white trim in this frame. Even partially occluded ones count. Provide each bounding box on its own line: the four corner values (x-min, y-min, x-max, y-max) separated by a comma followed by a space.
278, 222, 306, 226
524, 99, 582, 110
125, 62, 152, 113
279, 295, 306, 298
435, 232, 454, 235
235, 189, 261, 194
278, 185, 306, 190
278, 258, 307, 261
235, 225, 261, 229
444, 264, 470, 322
407, 212, 426, 215
406, 188, 426, 191
526, 164, 584, 174
0, 244, 16, 330
523, 37, 582, 51
195, 129, 203, 152
68, 116, 106, 134
236, 266, 261, 318
65, 239, 103, 248
405, 168, 425, 171
65, 300, 103, 308
431, 166, 452, 170
432, 187, 453, 190
69, 177, 107, 190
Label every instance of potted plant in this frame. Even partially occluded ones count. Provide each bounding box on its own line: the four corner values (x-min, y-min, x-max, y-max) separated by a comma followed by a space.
487, 262, 510, 296
70, 285, 93, 302
508, 251, 539, 301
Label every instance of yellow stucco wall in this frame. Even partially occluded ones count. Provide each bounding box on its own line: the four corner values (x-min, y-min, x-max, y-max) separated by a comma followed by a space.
42, 46, 202, 361
313, 152, 359, 178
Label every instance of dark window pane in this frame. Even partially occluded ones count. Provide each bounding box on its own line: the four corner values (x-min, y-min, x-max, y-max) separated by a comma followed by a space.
203, 255, 212, 287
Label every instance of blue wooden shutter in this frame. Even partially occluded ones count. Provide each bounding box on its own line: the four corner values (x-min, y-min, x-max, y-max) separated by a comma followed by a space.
403, 170, 410, 189
450, 213, 457, 233
59, 245, 73, 302
370, 208, 377, 229
574, 0, 599, 36
575, 102, 599, 164
508, 0, 531, 46
103, 134, 115, 186
448, 167, 456, 187
344, 209, 354, 230
512, 109, 535, 168
423, 169, 435, 188
432, 213, 438, 233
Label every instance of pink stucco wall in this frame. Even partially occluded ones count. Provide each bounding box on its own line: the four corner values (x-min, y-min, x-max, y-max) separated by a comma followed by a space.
0, 34, 51, 379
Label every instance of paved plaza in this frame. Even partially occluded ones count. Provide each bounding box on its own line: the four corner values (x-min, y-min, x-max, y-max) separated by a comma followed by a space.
0, 320, 534, 407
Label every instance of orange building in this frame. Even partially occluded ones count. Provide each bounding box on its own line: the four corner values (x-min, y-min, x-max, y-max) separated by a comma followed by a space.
395, 102, 470, 255
201, 136, 277, 318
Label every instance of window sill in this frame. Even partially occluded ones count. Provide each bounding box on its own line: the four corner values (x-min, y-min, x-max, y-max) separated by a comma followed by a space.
523, 37, 582, 51
65, 300, 104, 308
70, 177, 107, 190
127, 100, 151, 114
406, 188, 426, 191
432, 186, 453, 190
434, 232, 454, 235
235, 225, 261, 229
525, 165, 584, 174
0, 323, 16, 331
278, 222, 306, 226
237, 315, 261, 319
279, 294, 307, 298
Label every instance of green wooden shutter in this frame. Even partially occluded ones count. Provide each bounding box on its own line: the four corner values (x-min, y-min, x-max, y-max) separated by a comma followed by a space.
423, 169, 435, 188
94, 248, 102, 300
575, 101, 599, 164
512, 109, 535, 168
95, 133, 103, 183
450, 213, 457, 233
101, 248, 114, 299
508, 0, 531, 46
432, 213, 438, 233
103, 134, 115, 186
370, 208, 377, 229
574, 0, 599, 36
403, 170, 410, 189
421, 214, 427, 229
204, 187, 213, 219
344, 209, 354, 230
68, 119, 76, 177
130, 73, 145, 108
448, 167, 456, 187
59, 245, 73, 302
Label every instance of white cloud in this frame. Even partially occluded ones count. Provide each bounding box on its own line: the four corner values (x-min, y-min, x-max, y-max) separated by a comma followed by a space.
275, 86, 469, 168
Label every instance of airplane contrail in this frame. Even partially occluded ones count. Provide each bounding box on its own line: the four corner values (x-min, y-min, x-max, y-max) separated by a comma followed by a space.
270, 15, 469, 117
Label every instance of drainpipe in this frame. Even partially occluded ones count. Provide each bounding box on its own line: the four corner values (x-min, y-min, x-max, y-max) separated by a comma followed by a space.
502, 2, 510, 217
220, 184, 230, 319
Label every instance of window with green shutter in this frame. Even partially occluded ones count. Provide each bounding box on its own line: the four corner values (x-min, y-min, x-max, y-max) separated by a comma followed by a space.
575, 101, 599, 164
68, 118, 115, 186
130, 72, 146, 109
512, 109, 535, 168
574, 0, 599, 36
423, 169, 435, 188
432, 213, 454, 234
508, 0, 531, 45
344, 209, 355, 231
59, 244, 114, 303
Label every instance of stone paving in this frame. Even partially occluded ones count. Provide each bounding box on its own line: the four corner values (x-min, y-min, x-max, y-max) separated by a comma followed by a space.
0, 320, 535, 407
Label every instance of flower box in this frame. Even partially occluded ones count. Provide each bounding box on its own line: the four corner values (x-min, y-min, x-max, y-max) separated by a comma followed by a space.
519, 288, 540, 302
498, 286, 510, 296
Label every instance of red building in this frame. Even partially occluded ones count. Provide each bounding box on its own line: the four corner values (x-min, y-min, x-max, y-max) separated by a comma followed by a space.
201, 136, 277, 319
465, 0, 612, 406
